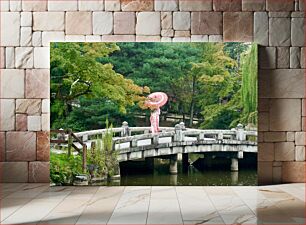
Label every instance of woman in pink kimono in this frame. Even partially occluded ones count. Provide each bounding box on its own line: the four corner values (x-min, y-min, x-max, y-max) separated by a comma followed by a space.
145, 92, 168, 134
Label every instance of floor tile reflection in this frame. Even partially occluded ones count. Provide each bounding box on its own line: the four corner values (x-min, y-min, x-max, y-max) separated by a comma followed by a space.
0, 183, 304, 224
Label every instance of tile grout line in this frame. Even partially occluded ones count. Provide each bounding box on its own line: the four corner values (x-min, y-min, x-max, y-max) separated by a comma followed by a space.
0, 183, 34, 222
75, 186, 101, 224
1, 198, 33, 222
36, 186, 77, 223
230, 186, 262, 220
174, 186, 185, 224
1, 184, 56, 224
145, 186, 152, 225
106, 186, 126, 225
202, 186, 227, 225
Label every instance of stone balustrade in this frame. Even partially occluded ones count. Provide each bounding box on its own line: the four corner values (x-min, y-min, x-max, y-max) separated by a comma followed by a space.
106, 122, 257, 174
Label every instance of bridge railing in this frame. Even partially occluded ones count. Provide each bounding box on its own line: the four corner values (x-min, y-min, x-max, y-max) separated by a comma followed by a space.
112, 122, 257, 151
74, 122, 176, 143
50, 129, 87, 173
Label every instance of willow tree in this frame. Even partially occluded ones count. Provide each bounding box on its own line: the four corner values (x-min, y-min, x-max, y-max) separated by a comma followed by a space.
240, 44, 258, 126
50, 43, 149, 129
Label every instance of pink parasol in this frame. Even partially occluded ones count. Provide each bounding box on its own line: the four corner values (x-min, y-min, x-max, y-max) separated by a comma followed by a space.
145, 92, 168, 134
145, 92, 168, 108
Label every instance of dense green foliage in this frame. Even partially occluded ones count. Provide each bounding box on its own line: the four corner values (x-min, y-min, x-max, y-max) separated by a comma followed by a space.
51, 42, 258, 131
50, 123, 118, 185
241, 45, 258, 125
87, 122, 118, 178
51, 42, 149, 130
50, 152, 83, 185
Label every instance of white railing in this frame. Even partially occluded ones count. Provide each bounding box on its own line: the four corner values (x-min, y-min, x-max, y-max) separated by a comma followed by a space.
73, 122, 257, 143
108, 122, 257, 151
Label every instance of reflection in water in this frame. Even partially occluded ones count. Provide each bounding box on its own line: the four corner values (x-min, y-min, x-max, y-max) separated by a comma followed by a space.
98, 159, 257, 186
169, 174, 177, 185
231, 172, 239, 185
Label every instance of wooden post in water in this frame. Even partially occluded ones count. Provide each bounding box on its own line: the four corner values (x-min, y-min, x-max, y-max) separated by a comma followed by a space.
67, 129, 72, 157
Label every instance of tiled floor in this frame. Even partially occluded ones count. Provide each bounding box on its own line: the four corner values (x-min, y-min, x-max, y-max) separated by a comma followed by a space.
0, 183, 305, 224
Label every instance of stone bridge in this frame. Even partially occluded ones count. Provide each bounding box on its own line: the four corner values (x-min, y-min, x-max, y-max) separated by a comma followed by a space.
74, 122, 257, 174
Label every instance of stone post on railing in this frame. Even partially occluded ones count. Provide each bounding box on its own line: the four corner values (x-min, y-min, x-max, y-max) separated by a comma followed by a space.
231, 124, 246, 172
171, 122, 185, 174
235, 124, 246, 141
121, 121, 130, 137
174, 122, 185, 142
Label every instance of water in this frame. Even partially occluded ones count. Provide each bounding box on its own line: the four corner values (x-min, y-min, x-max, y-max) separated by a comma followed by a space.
96, 159, 257, 186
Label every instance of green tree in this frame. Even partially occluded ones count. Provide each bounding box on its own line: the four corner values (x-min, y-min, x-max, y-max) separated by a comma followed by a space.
240, 44, 258, 126
183, 43, 237, 128
51, 42, 149, 129
199, 44, 257, 129
99, 43, 203, 122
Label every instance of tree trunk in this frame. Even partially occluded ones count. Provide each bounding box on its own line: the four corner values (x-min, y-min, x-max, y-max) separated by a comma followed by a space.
189, 76, 196, 127
189, 100, 194, 127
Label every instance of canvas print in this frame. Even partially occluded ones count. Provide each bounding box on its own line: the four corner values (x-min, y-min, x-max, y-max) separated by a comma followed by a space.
50, 42, 258, 186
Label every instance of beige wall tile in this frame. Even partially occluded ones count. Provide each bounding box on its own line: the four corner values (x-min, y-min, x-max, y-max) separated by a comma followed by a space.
173, 12, 190, 30
16, 99, 41, 115
93, 12, 113, 35
242, 0, 265, 11
25, 69, 50, 99
155, 0, 178, 11
27, 116, 41, 131
275, 142, 295, 161
266, 0, 294, 11
6, 132, 36, 161
258, 143, 274, 161
0, 99, 15, 131
66, 12, 92, 35
48, 0, 78, 11
1, 12, 20, 46
295, 132, 305, 146
41, 113, 50, 131
22, 0, 47, 11
282, 162, 305, 182
34, 47, 50, 69
179, 0, 212, 11
270, 99, 301, 132
213, 0, 242, 11
136, 12, 160, 35
105, 0, 120, 11
223, 12, 253, 42
191, 12, 222, 35
264, 132, 286, 142
0, 162, 28, 182
114, 12, 136, 35
37, 131, 50, 161
0, 69, 24, 98
259, 69, 304, 98
121, 0, 154, 11
29, 161, 50, 182
16, 114, 27, 131
78, 0, 104, 11
33, 12, 65, 31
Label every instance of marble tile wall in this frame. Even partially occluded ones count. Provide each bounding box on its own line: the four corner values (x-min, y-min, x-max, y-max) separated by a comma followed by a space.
0, 0, 305, 184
